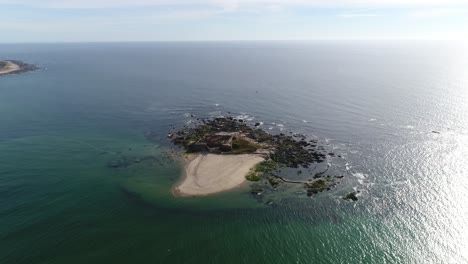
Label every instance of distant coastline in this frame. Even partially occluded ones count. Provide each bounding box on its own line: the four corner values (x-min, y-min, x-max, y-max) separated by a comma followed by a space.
0, 60, 39, 76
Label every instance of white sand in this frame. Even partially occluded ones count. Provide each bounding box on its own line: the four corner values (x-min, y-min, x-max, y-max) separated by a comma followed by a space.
0, 61, 20, 75
174, 154, 265, 196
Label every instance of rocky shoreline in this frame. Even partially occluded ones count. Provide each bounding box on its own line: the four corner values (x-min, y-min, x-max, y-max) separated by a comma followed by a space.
0, 60, 39, 76
168, 116, 357, 200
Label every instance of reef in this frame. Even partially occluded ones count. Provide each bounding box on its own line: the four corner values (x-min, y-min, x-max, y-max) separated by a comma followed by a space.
169, 116, 345, 197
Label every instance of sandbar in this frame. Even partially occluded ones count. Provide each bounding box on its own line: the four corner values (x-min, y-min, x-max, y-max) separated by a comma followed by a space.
174, 154, 265, 196
0, 61, 20, 75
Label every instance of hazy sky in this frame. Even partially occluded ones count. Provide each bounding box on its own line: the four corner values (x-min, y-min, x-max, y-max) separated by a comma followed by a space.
0, 0, 467, 42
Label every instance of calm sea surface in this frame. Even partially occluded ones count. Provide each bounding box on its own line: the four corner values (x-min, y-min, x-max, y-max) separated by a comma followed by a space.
1, 41, 467, 263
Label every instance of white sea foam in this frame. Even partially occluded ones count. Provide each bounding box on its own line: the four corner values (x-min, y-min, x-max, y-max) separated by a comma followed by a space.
353, 172, 371, 186
354, 172, 367, 179
236, 114, 250, 120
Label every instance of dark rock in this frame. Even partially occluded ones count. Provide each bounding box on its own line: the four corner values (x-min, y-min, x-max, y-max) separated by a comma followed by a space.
167, 116, 344, 197
188, 141, 208, 152
343, 191, 359, 201
268, 177, 282, 188
204, 134, 233, 151
251, 189, 264, 195
305, 178, 335, 195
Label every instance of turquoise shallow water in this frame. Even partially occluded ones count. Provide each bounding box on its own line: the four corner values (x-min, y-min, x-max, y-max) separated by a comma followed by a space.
1, 41, 468, 263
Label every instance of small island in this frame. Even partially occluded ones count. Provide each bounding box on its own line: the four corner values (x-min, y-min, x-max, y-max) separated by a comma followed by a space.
169, 117, 343, 197
0, 60, 38, 76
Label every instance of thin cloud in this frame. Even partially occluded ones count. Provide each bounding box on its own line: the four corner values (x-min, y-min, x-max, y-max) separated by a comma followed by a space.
337, 13, 382, 18
1, 0, 468, 9
407, 7, 468, 19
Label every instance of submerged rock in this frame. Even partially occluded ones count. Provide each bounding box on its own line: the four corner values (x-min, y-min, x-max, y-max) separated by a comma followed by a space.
145, 131, 160, 143
107, 155, 159, 169
107, 159, 126, 168
251, 189, 264, 195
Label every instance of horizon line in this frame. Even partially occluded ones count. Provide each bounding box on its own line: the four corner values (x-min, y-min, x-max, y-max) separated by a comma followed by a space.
0, 38, 464, 45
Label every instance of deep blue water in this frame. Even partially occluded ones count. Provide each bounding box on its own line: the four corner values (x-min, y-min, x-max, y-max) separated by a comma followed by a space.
1, 41, 468, 263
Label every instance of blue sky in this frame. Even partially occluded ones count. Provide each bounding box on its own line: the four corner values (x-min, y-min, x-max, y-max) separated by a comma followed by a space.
0, 0, 467, 42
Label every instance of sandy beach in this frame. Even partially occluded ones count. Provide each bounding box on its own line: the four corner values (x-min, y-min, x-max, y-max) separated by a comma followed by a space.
174, 154, 265, 196
0, 61, 20, 75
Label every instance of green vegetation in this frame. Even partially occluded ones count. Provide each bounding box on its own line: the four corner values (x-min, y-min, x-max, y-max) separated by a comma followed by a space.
255, 160, 278, 172
185, 125, 211, 142
228, 138, 258, 154
305, 178, 335, 196
246, 160, 285, 188
245, 160, 278, 182
246, 172, 261, 181
248, 128, 273, 142
267, 177, 282, 187
305, 179, 327, 190
169, 117, 343, 197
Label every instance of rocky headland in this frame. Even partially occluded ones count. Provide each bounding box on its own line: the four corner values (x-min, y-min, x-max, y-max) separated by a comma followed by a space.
0, 60, 39, 76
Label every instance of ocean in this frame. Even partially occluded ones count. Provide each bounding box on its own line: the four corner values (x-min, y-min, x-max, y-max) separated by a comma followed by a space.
1, 41, 467, 263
